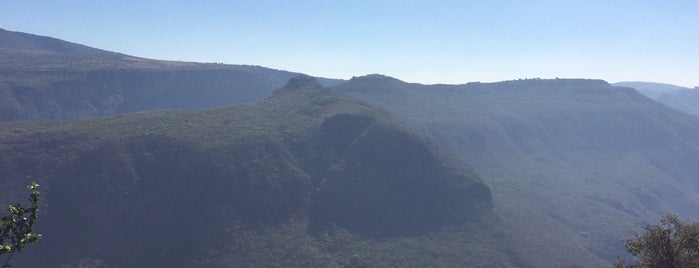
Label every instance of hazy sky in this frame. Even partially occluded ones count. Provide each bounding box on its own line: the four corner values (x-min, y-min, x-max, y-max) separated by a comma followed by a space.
2, 1, 698, 87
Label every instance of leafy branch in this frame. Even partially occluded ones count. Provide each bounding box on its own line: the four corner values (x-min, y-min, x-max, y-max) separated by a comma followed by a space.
0, 182, 41, 268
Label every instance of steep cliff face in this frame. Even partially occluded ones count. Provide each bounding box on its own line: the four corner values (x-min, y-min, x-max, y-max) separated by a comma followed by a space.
0, 77, 500, 267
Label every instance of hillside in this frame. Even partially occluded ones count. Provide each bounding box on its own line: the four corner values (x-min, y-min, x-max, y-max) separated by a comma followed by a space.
659, 89, 699, 117
0, 76, 512, 267
614, 81, 699, 117
614, 81, 689, 99
0, 28, 342, 121
337, 75, 699, 267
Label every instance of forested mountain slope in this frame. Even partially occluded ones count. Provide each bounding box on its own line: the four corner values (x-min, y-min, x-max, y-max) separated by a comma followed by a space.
338, 75, 699, 267
0, 76, 511, 267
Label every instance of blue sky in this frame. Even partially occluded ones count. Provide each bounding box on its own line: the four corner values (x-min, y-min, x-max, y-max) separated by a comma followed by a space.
2, 1, 698, 87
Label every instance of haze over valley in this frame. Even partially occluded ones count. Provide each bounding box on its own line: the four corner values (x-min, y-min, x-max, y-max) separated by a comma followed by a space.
1, 2, 699, 267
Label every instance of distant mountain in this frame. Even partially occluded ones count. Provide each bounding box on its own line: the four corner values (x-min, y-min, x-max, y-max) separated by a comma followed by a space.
656, 89, 699, 117
338, 75, 699, 267
0, 28, 343, 121
614, 81, 689, 99
614, 81, 699, 117
0, 76, 512, 267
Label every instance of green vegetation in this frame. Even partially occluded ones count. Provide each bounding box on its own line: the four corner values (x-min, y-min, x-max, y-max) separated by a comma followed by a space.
195, 219, 513, 267
4, 73, 699, 267
339, 75, 699, 267
614, 214, 699, 268
0, 182, 41, 268
5, 27, 699, 267
0, 76, 513, 267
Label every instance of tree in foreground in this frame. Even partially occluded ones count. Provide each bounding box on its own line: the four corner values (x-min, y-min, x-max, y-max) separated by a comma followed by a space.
614, 213, 699, 268
0, 182, 41, 267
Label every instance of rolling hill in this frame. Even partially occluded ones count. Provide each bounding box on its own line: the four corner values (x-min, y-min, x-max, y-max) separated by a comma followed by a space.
0, 76, 513, 267
338, 75, 699, 267
0, 28, 342, 121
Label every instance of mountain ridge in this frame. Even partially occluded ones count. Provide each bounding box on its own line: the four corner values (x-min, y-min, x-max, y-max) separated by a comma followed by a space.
614, 81, 699, 117
0, 76, 509, 267
4, 28, 699, 267
337, 75, 699, 267
0, 28, 125, 57
0, 29, 344, 122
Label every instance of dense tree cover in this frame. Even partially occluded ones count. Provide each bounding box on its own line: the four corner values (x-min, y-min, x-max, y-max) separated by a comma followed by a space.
339, 75, 699, 267
0, 182, 41, 267
0, 77, 513, 267
614, 214, 699, 268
